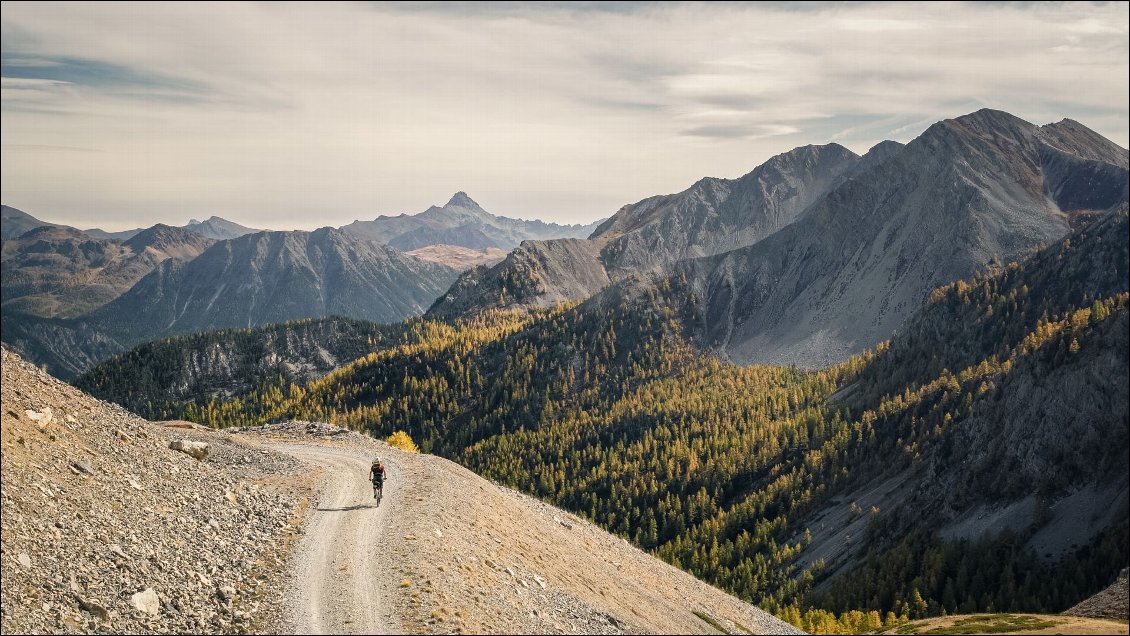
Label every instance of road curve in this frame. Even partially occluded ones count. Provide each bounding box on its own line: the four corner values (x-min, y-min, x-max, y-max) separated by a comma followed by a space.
268, 443, 401, 635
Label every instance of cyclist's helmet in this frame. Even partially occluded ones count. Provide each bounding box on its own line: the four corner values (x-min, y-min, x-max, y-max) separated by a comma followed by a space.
373, 457, 380, 465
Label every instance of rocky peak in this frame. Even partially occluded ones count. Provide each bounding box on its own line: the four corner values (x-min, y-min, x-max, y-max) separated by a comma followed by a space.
445, 191, 482, 210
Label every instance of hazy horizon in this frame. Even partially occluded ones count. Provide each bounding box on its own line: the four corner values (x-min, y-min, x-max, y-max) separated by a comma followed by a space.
3, 1, 1128, 232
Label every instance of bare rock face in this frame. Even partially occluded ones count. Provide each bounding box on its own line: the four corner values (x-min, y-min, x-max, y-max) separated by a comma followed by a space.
594, 143, 861, 274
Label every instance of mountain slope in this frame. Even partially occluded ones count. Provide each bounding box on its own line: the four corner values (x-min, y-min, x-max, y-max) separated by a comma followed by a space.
73, 316, 399, 418
593, 143, 861, 274
264, 428, 801, 635
404, 244, 508, 270
92, 227, 457, 340
431, 144, 863, 318
341, 192, 603, 251
1, 224, 215, 318
1, 205, 58, 239
429, 238, 610, 318
678, 109, 1128, 367
431, 111, 1127, 369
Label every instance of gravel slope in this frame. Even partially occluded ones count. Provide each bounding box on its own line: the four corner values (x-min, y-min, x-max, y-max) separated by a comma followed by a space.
249, 424, 802, 635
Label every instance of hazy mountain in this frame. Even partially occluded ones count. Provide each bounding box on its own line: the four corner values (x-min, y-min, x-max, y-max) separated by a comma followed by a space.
87, 227, 457, 342
84, 226, 144, 240
1, 223, 215, 318
1, 205, 58, 239
341, 192, 604, 251
182, 215, 261, 240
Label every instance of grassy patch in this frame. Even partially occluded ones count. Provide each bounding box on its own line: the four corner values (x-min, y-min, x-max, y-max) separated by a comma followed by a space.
692, 610, 731, 634
898, 614, 1062, 635
731, 618, 755, 634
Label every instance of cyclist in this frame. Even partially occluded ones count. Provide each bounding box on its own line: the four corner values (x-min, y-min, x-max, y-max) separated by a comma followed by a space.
369, 457, 387, 500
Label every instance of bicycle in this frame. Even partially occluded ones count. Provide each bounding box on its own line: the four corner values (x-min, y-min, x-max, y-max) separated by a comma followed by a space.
372, 479, 384, 506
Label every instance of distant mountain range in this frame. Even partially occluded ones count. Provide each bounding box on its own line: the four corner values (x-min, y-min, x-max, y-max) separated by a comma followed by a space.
431, 110, 1129, 367
0, 196, 602, 376
3, 110, 1127, 378
341, 191, 604, 251
1, 223, 216, 318
1, 228, 457, 378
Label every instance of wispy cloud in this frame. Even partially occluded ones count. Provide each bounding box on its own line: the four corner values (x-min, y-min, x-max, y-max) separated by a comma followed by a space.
1, 1, 1127, 231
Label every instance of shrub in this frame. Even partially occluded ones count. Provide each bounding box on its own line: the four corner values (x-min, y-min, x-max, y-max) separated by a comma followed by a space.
387, 430, 420, 453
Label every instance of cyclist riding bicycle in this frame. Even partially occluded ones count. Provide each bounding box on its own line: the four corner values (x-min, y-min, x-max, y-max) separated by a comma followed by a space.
370, 457, 387, 500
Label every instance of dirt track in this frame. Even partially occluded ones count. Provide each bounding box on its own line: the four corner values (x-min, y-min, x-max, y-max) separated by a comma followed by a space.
271, 444, 400, 635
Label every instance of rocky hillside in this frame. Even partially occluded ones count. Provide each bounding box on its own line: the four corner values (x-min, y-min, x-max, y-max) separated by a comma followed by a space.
0, 346, 307, 634
74, 316, 399, 419
593, 143, 861, 274
341, 192, 603, 251
429, 238, 610, 318
1, 224, 215, 318
1064, 567, 1129, 620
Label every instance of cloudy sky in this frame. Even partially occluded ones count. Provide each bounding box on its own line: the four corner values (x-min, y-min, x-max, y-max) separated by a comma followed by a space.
2, 1, 1127, 230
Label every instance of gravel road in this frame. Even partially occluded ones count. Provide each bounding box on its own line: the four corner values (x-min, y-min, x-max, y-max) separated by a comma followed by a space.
271, 444, 401, 635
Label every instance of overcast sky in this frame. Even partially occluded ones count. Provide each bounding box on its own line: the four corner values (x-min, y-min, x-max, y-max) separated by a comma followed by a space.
2, 1, 1127, 230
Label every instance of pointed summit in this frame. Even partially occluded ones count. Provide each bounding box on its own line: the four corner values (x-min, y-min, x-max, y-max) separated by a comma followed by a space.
445, 191, 481, 209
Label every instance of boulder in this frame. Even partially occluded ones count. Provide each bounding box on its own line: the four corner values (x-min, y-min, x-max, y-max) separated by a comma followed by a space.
168, 440, 210, 460
130, 588, 160, 615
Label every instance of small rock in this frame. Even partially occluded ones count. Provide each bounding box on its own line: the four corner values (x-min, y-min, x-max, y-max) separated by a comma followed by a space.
116, 429, 133, 443
109, 544, 127, 558
71, 460, 95, 475
17, 553, 31, 568
217, 585, 236, 601
130, 589, 160, 616
25, 407, 52, 424
77, 596, 110, 622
